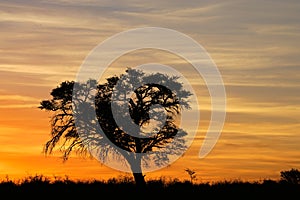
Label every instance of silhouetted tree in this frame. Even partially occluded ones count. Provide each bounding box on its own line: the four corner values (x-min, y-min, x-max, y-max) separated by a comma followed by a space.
39, 68, 192, 188
280, 168, 300, 184
185, 168, 197, 184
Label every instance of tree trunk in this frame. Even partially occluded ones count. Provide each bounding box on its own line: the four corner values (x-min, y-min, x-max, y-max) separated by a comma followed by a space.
133, 172, 146, 188
128, 145, 146, 189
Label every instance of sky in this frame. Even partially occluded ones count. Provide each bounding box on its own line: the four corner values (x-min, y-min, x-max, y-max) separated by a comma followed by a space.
0, 0, 300, 183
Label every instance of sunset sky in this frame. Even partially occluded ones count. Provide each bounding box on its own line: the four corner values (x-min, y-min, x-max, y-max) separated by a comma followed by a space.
0, 0, 300, 183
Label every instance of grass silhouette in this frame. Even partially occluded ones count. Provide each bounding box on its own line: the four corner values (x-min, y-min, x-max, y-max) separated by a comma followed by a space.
1, 173, 299, 197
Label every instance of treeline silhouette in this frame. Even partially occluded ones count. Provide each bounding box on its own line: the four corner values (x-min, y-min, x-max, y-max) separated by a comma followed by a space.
1, 169, 299, 197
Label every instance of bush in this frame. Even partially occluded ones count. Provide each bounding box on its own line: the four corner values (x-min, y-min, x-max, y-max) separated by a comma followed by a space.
280, 168, 300, 184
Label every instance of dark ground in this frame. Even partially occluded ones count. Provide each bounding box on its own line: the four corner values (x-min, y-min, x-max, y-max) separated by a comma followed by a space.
1, 175, 300, 198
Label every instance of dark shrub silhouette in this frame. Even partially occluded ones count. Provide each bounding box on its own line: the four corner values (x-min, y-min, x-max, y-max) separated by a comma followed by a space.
39, 68, 192, 188
280, 168, 300, 184
184, 168, 197, 184
1, 173, 300, 197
